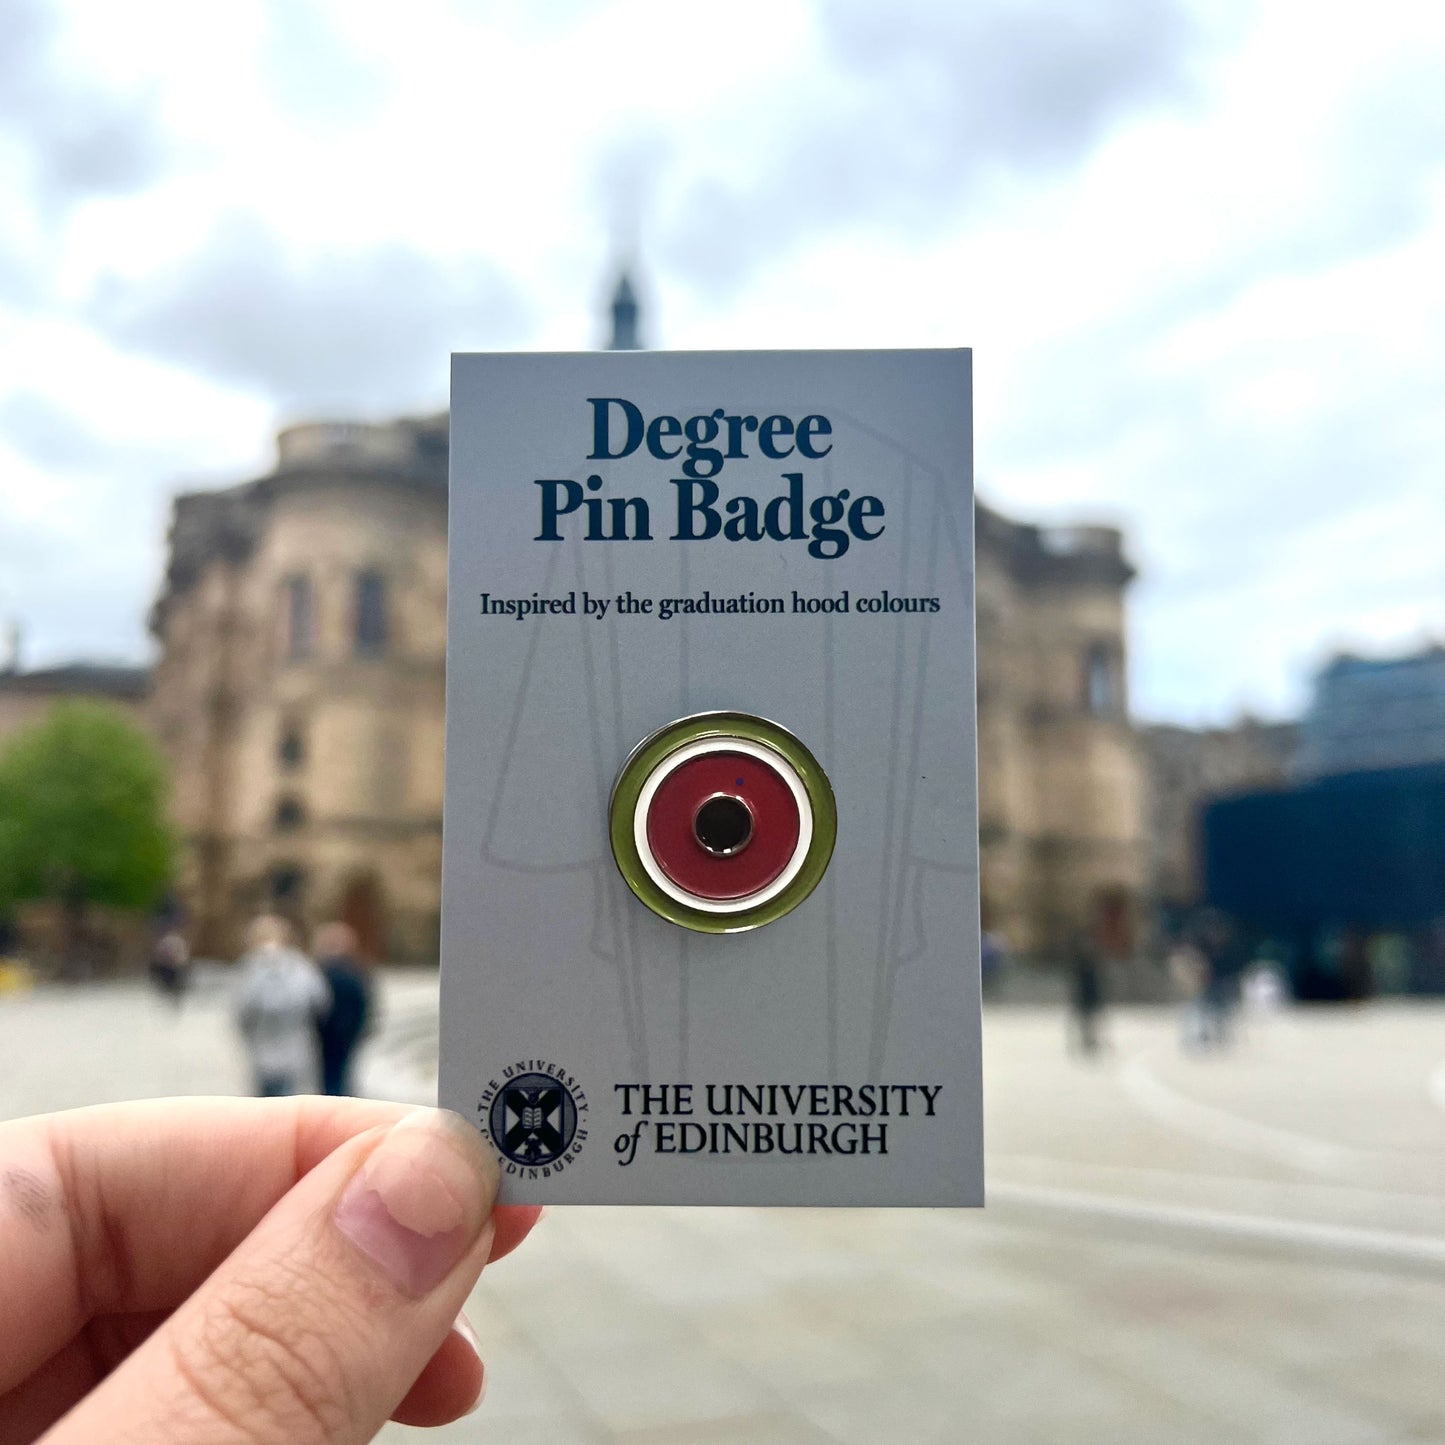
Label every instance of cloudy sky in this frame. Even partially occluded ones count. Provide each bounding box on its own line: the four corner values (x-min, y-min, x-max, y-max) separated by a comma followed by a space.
1, 0, 1442, 723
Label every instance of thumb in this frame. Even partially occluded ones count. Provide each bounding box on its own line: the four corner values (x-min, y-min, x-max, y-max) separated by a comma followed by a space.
45, 1109, 500, 1445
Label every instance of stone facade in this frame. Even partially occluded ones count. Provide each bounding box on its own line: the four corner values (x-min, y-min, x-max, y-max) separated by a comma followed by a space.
975, 514, 1148, 957
149, 417, 449, 960
0, 664, 151, 749
151, 408, 1148, 962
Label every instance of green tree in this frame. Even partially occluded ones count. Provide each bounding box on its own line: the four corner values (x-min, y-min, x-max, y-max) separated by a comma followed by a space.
0, 702, 175, 956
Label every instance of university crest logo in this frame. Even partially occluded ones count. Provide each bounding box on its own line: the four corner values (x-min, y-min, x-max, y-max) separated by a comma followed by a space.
482, 1063, 587, 1173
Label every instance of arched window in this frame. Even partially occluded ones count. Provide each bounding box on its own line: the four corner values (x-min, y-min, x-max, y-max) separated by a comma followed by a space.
355, 569, 387, 655
274, 797, 305, 832
283, 575, 315, 661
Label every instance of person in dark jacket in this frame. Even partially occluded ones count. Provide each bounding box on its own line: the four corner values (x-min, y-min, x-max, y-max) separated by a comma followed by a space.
1067, 930, 1106, 1055
312, 923, 374, 1097
148, 929, 191, 1008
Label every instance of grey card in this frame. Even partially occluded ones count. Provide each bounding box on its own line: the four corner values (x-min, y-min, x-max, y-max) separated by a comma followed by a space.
441, 349, 981, 1206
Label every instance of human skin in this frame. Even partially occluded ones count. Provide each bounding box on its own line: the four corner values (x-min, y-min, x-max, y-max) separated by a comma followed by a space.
0, 1098, 540, 1443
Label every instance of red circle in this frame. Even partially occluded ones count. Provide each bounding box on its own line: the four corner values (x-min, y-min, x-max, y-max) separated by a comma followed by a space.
646, 750, 801, 901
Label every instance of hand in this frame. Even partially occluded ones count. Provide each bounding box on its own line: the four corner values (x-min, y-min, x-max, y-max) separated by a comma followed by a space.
0, 1098, 540, 1443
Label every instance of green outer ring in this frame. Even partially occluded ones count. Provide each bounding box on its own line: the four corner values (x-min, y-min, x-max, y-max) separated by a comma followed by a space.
609, 711, 837, 935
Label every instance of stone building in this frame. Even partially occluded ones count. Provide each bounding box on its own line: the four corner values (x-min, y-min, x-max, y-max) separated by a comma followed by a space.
149, 414, 449, 960
0, 658, 151, 750
975, 514, 1148, 957
152, 445, 1148, 963
151, 282, 1148, 961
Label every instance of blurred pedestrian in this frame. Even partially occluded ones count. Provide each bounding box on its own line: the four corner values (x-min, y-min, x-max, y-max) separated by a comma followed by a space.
980, 929, 1008, 998
1242, 959, 1285, 1015
314, 921, 374, 1097
1067, 930, 1106, 1055
1193, 908, 1240, 1049
148, 929, 191, 1008
1339, 928, 1374, 1002
1415, 917, 1445, 993
234, 916, 329, 1096
1168, 937, 1208, 1049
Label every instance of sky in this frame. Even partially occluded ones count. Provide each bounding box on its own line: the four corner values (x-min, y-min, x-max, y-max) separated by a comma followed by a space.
0, 0, 1442, 724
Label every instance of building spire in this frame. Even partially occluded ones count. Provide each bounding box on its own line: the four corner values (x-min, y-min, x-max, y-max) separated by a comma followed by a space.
607, 269, 642, 351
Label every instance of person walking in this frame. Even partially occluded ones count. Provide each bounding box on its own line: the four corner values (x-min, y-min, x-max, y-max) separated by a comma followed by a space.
1192, 908, 1240, 1049
234, 916, 329, 1096
1067, 930, 1106, 1056
148, 929, 191, 1008
314, 921, 375, 1096
1169, 936, 1208, 1049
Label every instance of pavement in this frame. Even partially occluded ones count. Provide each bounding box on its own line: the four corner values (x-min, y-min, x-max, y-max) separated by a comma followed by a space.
2, 973, 1444, 1443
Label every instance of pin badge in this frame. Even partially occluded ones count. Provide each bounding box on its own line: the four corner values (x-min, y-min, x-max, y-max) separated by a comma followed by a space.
609, 711, 837, 933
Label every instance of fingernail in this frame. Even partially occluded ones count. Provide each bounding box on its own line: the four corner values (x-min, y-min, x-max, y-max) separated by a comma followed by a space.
333, 1110, 499, 1295
453, 1313, 486, 1415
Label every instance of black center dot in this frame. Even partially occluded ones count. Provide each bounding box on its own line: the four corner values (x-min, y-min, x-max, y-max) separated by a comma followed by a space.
694, 795, 753, 856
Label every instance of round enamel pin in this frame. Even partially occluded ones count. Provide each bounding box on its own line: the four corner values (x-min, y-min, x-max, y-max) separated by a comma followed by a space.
609, 711, 837, 933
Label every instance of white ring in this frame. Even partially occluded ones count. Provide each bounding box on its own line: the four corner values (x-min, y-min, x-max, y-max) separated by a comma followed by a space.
632, 737, 815, 914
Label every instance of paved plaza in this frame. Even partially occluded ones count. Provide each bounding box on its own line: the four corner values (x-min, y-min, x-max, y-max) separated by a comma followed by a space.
3, 975, 1444, 1443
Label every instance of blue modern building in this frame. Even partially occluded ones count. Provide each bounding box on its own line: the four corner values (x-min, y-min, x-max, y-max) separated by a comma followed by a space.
1298, 646, 1445, 777
1204, 645, 1445, 995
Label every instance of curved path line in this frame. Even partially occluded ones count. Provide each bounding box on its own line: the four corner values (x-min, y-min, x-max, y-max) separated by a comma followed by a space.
989, 1152, 1445, 1206
989, 1181, 1445, 1269
1120, 1053, 1363, 1178
1429, 1061, 1445, 1116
